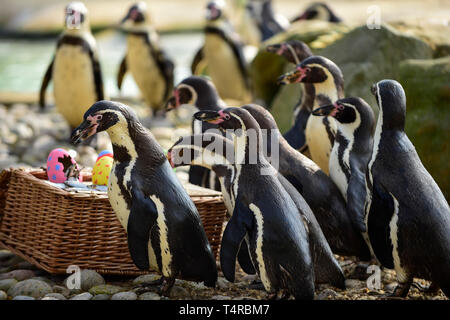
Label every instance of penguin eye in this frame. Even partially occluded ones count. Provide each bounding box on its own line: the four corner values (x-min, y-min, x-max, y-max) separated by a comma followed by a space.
305, 67, 311, 73
337, 104, 345, 111
223, 113, 231, 120
95, 114, 103, 121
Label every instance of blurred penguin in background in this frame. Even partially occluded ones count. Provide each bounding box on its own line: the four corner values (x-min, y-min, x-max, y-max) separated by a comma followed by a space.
118, 2, 174, 116
291, 2, 342, 23
40, 1, 105, 130
192, 0, 252, 104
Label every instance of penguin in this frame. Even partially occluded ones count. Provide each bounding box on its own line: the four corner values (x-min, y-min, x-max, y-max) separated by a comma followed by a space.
291, 2, 342, 23
165, 76, 226, 190
365, 80, 449, 297
118, 2, 174, 113
246, 0, 288, 42
168, 131, 346, 289
39, 1, 104, 129
201, 0, 252, 103
70, 100, 217, 295
194, 107, 316, 299
242, 104, 371, 260
278, 55, 345, 174
266, 40, 313, 151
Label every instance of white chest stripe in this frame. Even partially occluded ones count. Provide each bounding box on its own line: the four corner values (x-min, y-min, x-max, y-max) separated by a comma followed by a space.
249, 203, 271, 291
389, 194, 407, 283
150, 195, 172, 277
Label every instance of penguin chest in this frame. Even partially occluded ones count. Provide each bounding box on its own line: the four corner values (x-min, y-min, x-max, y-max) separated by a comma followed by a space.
126, 35, 165, 108
305, 115, 335, 174
53, 45, 97, 127
204, 34, 248, 102
107, 164, 130, 230
329, 143, 348, 200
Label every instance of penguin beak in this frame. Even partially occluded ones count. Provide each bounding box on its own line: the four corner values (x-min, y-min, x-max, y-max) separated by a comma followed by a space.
165, 96, 177, 112
166, 149, 175, 168
312, 104, 337, 117
291, 11, 310, 23
71, 119, 98, 145
194, 110, 229, 124
277, 66, 309, 85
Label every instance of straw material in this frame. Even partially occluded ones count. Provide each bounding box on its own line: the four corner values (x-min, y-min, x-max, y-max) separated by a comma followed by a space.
0, 169, 227, 275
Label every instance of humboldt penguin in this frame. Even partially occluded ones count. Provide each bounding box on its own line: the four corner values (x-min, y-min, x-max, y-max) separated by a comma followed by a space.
118, 2, 174, 113
168, 132, 346, 289
278, 56, 344, 174
71, 100, 217, 295
365, 80, 450, 297
39, 1, 104, 129
194, 107, 316, 299
202, 0, 252, 103
246, 0, 288, 42
165, 76, 226, 189
243, 104, 371, 260
291, 2, 342, 23
266, 40, 313, 151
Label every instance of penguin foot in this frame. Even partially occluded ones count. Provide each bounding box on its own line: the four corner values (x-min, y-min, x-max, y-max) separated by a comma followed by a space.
247, 279, 265, 291
382, 281, 412, 299
159, 277, 176, 297
412, 281, 440, 295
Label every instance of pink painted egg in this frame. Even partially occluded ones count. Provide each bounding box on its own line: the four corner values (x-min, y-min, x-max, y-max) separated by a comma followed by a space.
46, 148, 81, 183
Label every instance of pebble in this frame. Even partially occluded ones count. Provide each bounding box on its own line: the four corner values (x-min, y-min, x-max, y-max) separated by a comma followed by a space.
211, 295, 231, 300
0, 251, 15, 262
0, 290, 7, 300
43, 293, 67, 300
92, 294, 110, 300
138, 292, 161, 300
41, 296, 59, 300
345, 279, 366, 290
70, 292, 93, 300
0, 269, 36, 281
169, 286, 191, 299
216, 277, 230, 290
63, 269, 105, 292
89, 284, 123, 296
13, 295, 36, 300
132, 274, 161, 286
317, 288, 340, 300
111, 291, 138, 300
52, 285, 70, 298
0, 278, 18, 291
7, 279, 52, 299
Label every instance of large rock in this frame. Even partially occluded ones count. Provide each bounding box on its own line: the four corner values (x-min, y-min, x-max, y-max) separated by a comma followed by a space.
63, 269, 105, 292
398, 56, 450, 200
7, 279, 52, 299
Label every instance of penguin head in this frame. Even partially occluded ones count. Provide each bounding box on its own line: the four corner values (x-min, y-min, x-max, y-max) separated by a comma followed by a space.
194, 107, 261, 133
206, 0, 226, 21
121, 2, 150, 27
166, 76, 220, 111
71, 100, 138, 144
278, 56, 343, 90
65, 1, 89, 31
292, 2, 341, 23
266, 40, 313, 65
242, 104, 278, 130
372, 79, 407, 131
312, 97, 375, 132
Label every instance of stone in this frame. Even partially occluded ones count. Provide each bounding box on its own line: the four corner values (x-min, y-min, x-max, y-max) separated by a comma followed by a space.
345, 279, 366, 290
211, 295, 231, 300
317, 288, 339, 300
92, 294, 110, 300
70, 292, 93, 300
7, 279, 53, 299
132, 274, 162, 286
13, 295, 36, 300
52, 285, 70, 298
398, 56, 450, 200
216, 277, 230, 290
0, 278, 18, 291
111, 291, 138, 300
0, 290, 7, 300
169, 285, 191, 299
89, 284, 123, 296
138, 292, 161, 300
0, 250, 15, 262
41, 296, 59, 300
43, 293, 67, 300
63, 269, 105, 292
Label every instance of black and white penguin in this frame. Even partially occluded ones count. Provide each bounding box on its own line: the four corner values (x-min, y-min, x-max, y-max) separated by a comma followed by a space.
246, 0, 288, 42
365, 80, 450, 297
266, 40, 313, 152
194, 107, 315, 299
165, 76, 226, 189
312, 97, 376, 236
168, 131, 346, 289
40, 1, 104, 129
243, 104, 371, 260
70, 100, 217, 295
118, 2, 174, 113
278, 56, 345, 174
201, 0, 252, 103
291, 2, 342, 23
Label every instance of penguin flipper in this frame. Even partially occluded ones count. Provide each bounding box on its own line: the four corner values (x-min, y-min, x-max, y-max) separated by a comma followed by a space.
91, 51, 104, 101
347, 167, 368, 233
237, 239, 256, 275
220, 200, 254, 282
156, 50, 175, 101
127, 188, 159, 270
117, 56, 127, 91
191, 46, 204, 75
283, 107, 310, 150
39, 57, 54, 109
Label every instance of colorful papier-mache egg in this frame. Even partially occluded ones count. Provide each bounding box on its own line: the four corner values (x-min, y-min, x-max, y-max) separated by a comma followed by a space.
46, 148, 81, 183
92, 150, 113, 185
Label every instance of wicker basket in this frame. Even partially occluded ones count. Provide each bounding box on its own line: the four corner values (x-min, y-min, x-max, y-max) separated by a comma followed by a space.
0, 169, 227, 276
